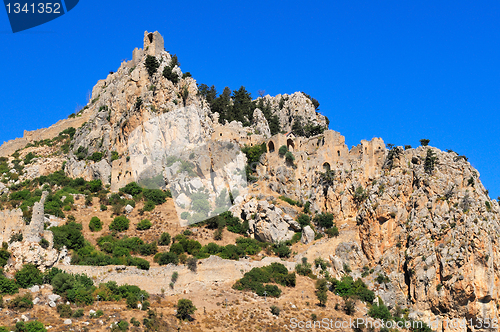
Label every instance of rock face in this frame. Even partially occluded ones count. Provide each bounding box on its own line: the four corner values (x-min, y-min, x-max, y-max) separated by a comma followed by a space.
301, 226, 314, 244
7, 241, 67, 272
252, 108, 271, 138
241, 199, 297, 243
257, 92, 328, 133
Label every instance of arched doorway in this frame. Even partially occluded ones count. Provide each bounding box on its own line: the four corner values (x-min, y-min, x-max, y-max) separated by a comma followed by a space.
287, 139, 295, 152
268, 141, 275, 153
323, 162, 331, 172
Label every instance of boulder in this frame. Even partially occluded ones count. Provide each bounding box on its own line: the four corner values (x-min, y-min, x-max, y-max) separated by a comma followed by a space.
124, 204, 134, 214
301, 226, 315, 244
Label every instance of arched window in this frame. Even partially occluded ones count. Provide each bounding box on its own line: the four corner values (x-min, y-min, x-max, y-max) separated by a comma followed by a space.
337, 150, 340, 157
268, 141, 275, 153
287, 139, 295, 152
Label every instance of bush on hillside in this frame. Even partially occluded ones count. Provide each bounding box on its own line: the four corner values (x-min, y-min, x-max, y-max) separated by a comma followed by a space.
109, 216, 130, 232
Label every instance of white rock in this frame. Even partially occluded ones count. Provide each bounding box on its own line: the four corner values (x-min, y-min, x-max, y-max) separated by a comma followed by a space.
48, 301, 56, 307
124, 204, 134, 214
48, 294, 61, 302
33, 297, 40, 305
30, 285, 40, 293
63, 319, 72, 325
301, 226, 315, 244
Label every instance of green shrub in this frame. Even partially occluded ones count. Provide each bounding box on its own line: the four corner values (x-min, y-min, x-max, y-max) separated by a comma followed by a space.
233, 263, 295, 297
186, 257, 197, 272
315, 278, 328, 306
419, 139, 430, 146
157, 252, 179, 266
130, 317, 140, 327
143, 189, 169, 205
0, 275, 19, 294
126, 293, 137, 309
110, 216, 130, 232
8, 293, 33, 311
69, 309, 83, 318
0, 248, 11, 267
313, 213, 334, 229
100, 204, 108, 211
57, 303, 73, 318
176, 299, 197, 321
158, 232, 171, 246
278, 145, 288, 155
15, 264, 43, 288
51, 222, 84, 250
325, 227, 339, 237
120, 182, 143, 197
297, 214, 311, 227
181, 212, 190, 220
143, 201, 155, 212
89, 217, 102, 232
285, 151, 295, 162
163, 66, 179, 84
376, 273, 390, 284
331, 275, 375, 303
12, 321, 46, 332
145, 55, 160, 76
111, 151, 119, 161
295, 258, 313, 277
137, 219, 152, 230
270, 305, 280, 316
368, 299, 392, 321
87, 152, 103, 162
279, 196, 298, 206
272, 243, 291, 258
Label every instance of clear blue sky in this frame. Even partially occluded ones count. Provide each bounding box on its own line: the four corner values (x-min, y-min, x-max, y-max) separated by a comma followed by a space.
0, 1, 499, 199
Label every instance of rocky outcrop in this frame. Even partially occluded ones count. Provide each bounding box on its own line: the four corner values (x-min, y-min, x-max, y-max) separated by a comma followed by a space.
6, 242, 68, 272
257, 92, 328, 133
252, 108, 271, 138
240, 199, 299, 243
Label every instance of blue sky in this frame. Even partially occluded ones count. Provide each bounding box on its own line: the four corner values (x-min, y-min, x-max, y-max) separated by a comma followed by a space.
0, 1, 499, 199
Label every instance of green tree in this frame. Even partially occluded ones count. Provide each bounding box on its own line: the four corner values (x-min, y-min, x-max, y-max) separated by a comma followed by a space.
231, 86, 253, 125
315, 279, 328, 306
419, 139, 430, 146
424, 149, 438, 174
145, 55, 160, 76
176, 299, 197, 320
212, 87, 232, 123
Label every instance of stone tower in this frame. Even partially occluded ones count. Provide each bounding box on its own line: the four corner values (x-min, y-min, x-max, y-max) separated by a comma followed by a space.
24, 191, 49, 242
143, 31, 164, 57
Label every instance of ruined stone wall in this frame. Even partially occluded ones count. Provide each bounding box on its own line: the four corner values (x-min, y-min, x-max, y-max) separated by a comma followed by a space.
57, 256, 296, 295
0, 209, 24, 244
0, 113, 91, 157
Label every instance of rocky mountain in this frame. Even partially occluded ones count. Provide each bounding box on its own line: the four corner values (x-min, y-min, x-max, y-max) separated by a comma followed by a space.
0, 31, 498, 332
